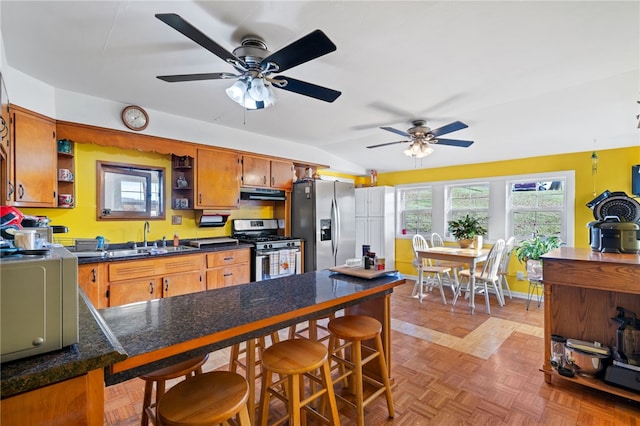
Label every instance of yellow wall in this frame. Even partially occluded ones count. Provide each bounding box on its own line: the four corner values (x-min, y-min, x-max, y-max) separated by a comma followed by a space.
21, 142, 639, 295
22, 143, 274, 245
378, 146, 640, 294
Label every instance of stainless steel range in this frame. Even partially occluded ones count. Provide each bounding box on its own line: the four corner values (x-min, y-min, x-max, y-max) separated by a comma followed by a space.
232, 219, 302, 282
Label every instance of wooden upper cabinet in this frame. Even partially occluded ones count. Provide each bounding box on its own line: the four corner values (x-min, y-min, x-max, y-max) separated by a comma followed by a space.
11, 106, 57, 207
196, 148, 241, 209
242, 154, 293, 190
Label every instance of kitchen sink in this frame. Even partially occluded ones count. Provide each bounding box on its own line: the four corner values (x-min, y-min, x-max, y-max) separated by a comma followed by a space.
106, 249, 150, 258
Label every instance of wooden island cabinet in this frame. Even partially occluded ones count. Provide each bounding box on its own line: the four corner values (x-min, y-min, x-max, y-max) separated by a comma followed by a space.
541, 247, 640, 402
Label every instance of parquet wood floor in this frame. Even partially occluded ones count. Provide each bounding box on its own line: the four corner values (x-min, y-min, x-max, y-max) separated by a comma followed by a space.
104, 280, 640, 425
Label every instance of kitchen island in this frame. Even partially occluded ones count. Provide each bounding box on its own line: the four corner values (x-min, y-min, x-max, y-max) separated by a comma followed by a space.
1, 268, 405, 425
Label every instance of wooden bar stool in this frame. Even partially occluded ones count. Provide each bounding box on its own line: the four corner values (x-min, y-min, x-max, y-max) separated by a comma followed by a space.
140, 354, 209, 426
229, 332, 279, 424
259, 338, 340, 426
156, 371, 251, 426
328, 315, 394, 426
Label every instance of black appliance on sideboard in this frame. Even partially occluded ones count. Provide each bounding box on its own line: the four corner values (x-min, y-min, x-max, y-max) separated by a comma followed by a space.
586, 190, 640, 254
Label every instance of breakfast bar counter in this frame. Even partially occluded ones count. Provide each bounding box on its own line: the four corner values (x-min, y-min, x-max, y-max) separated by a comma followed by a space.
100, 269, 406, 384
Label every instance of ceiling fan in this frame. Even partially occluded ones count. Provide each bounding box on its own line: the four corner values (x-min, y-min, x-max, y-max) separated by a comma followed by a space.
367, 120, 474, 158
155, 13, 341, 109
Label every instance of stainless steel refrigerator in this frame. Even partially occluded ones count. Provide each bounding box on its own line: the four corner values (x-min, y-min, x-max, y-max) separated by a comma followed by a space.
292, 180, 356, 272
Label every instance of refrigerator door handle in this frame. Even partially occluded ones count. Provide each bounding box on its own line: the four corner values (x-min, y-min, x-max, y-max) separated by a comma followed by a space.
333, 196, 341, 257
331, 198, 338, 258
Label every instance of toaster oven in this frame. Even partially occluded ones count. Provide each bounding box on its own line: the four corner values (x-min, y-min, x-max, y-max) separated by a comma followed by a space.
1, 247, 78, 362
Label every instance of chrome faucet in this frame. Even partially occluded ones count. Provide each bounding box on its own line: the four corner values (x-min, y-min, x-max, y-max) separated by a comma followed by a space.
143, 221, 150, 247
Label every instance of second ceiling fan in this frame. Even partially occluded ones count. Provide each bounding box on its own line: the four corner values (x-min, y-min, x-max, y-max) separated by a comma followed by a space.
368, 120, 474, 158
155, 13, 341, 109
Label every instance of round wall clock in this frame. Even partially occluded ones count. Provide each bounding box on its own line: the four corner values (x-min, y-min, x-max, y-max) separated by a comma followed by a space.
121, 105, 149, 131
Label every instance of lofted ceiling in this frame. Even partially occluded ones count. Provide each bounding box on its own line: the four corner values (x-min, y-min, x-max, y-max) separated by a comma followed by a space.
1, 1, 638, 174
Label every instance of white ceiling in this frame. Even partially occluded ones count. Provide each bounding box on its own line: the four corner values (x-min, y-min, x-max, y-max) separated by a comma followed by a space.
2, 1, 639, 174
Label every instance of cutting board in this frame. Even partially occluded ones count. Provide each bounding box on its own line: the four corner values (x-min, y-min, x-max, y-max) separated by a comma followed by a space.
328, 265, 398, 279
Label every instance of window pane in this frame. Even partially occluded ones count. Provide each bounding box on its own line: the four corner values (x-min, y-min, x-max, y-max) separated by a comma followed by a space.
447, 184, 489, 236
399, 187, 432, 234
510, 179, 565, 240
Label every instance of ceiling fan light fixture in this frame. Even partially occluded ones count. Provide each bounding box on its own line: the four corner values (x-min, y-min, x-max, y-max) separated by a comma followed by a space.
404, 141, 433, 158
226, 77, 275, 110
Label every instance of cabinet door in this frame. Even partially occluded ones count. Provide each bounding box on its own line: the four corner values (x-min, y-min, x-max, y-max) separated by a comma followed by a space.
367, 187, 387, 216
78, 264, 107, 309
12, 108, 57, 207
162, 271, 204, 298
366, 217, 386, 258
196, 148, 240, 208
270, 160, 293, 190
355, 188, 368, 217
242, 155, 269, 187
108, 278, 160, 307
355, 217, 367, 256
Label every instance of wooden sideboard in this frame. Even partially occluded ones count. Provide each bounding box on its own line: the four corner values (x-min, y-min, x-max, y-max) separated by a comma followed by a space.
541, 247, 640, 402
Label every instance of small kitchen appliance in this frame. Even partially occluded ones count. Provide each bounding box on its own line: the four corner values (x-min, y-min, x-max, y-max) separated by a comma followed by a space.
586, 190, 640, 253
1, 246, 78, 362
231, 219, 301, 282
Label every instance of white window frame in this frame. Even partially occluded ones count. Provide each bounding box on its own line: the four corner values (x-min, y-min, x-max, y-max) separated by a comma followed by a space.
395, 170, 575, 246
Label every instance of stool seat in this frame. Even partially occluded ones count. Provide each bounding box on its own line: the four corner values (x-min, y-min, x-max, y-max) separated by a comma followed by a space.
140, 354, 209, 426
262, 338, 327, 375
259, 339, 340, 426
327, 315, 381, 341
157, 371, 250, 426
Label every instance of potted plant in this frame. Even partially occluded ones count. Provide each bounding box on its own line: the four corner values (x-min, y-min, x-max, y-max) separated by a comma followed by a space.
447, 214, 487, 248
514, 235, 562, 280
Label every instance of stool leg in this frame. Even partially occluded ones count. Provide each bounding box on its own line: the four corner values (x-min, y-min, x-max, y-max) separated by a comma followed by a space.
237, 403, 252, 426
353, 341, 365, 426
141, 380, 153, 426
246, 338, 258, 425
259, 369, 273, 426
320, 361, 340, 425
288, 373, 301, 426
375, 334, 395, 418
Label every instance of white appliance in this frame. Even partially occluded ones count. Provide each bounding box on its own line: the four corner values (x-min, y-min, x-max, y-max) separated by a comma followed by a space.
232, 219, 301, 282
292, 180, 356, 271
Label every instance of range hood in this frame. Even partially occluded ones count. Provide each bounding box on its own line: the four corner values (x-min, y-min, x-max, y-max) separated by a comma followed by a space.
197, 211, 230, 227
240, 187, 287, 201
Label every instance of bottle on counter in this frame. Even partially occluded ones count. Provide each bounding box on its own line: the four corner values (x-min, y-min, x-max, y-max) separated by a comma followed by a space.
173, 232, 179, 247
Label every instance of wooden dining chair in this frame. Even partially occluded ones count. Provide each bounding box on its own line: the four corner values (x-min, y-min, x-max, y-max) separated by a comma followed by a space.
453, 239, 506, 314
411, 234, 452, 304
497, 236, 516, 301
430, 232, 465, 289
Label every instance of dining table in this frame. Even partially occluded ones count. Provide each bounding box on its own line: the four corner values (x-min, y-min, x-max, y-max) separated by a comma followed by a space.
416, 247, 489, 314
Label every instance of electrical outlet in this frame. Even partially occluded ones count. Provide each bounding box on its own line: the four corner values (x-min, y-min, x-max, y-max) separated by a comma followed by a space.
171, 215, 182, 225
516, 271, 524, 281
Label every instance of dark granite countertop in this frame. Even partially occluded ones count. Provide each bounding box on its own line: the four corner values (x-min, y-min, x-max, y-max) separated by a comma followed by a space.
100, 269, 406, 384
76, 241, 252, 264
1, 290, 127, 398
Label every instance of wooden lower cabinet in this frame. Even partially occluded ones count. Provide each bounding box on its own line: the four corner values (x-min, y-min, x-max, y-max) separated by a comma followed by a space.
106, 253, 205, 307
205, 248, 250, 289
541, 247, 640, 402
0, 368, 104, 426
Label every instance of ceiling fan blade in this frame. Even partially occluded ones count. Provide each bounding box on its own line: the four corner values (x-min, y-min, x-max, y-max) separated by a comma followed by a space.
380, 126, 410, 138
430, 120, 468, 137
261, 30, 336, 73
272, 76, 341, 102
155, 13, 246, 68
157, 72, 238, 82
366, 140, 408, 149
434, 138, 474, 148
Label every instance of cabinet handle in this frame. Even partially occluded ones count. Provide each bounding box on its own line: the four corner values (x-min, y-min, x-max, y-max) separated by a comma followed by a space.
199, 193, 202, 204
224, 273, 233, 277
263, 175, 267, 184
224, 257, 234, 261
271, 176, 275, 186
7, 182, 14, 199
164, 277, 169, 292
149, 282, 154, 294
91, 269, 96, 282
18, 184, 24, 199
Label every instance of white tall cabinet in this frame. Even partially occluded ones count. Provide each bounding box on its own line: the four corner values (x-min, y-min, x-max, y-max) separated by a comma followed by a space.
355, 186, 395, 269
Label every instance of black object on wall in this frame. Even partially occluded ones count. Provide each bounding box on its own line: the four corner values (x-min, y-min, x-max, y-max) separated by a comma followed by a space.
633, 165, 640, 197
